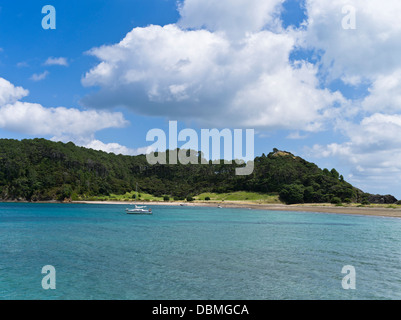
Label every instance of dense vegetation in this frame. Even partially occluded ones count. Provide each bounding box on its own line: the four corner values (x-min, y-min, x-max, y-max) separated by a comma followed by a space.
0, 139, 396, 204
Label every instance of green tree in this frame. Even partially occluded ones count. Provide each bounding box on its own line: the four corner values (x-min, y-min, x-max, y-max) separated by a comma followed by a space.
330, 168, 340, 179
279, 184, 305, 204
331, 197, 342, 205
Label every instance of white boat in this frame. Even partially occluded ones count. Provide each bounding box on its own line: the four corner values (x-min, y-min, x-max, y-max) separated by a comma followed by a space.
126, 183, 152, 215
126, 205, 152, 215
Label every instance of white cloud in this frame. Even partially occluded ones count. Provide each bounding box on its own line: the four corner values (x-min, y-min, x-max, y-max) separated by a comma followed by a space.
82, 23, 343, 131
85, 140, 154, 156
309, 114, 401, 196
44, 57, 69, 67
0, 101, 128, 138
362, 69, 401, 113
178, 0, 284, 38
30, 71, 49, 81
0, 77, 134, 156
298, 0, 401, 196
303, 0, 401, 81
0, 77, 29, 105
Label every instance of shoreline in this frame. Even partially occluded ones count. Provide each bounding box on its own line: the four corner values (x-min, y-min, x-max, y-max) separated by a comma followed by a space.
2, 199, 401, 218
70, 200, 401, 218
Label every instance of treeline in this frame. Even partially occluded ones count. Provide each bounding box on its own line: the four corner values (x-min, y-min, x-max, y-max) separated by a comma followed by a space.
0, 139, 397, 204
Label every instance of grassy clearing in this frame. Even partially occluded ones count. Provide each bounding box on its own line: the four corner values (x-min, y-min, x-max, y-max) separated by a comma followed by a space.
82, 191, 281, 203
80, 191, 401, 208
84, 191, 164, 202
194, 191, 281, 203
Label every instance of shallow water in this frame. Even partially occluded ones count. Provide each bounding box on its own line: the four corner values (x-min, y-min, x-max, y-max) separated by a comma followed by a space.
1, 202, 400, 300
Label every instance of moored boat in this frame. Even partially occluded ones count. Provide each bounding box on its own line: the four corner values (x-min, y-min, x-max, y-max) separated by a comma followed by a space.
126, 183, 152, 214
126, 205, 152, 215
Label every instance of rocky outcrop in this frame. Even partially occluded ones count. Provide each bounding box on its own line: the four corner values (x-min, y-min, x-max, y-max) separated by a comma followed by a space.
367, 194, 398, 204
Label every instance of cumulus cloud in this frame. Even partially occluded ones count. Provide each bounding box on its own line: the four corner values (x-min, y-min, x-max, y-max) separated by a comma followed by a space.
303, 0, 401, 82
309, 114, 401, 195
178, 0, 284, 38
0, 77, 133, 155
296, 0, 401, 195
44, 57, 69, 67
0, 101, 128, 138
0, 78, 29, 105
82, 23, 343, 131
361, 70, 401, 113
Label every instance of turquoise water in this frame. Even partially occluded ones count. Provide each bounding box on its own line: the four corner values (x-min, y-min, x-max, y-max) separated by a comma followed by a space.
1, 202, 401, 300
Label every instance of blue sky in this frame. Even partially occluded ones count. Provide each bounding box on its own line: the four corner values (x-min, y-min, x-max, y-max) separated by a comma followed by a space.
1, 0, 401, 198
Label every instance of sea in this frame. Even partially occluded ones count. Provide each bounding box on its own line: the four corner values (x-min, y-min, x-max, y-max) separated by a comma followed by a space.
0, 202, 400, 300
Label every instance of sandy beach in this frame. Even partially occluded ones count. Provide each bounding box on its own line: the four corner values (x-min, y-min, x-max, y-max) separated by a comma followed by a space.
72, 200, 401, 218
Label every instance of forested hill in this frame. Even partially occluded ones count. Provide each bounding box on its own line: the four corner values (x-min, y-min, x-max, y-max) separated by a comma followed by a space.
0, 138, 397, 204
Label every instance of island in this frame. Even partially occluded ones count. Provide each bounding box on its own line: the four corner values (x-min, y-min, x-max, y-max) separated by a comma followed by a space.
0, 138, 400, 217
